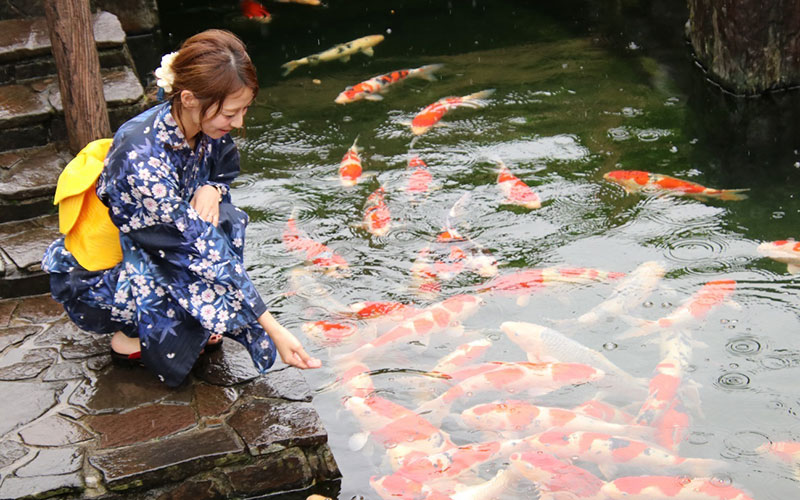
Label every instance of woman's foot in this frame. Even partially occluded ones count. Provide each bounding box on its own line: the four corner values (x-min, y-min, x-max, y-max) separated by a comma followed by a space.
111, 331, 141, 355
204, 333, 224, 352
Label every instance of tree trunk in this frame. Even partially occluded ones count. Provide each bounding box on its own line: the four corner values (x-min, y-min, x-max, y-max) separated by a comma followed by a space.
687, 0, 800, 95
44, 0, 111, 154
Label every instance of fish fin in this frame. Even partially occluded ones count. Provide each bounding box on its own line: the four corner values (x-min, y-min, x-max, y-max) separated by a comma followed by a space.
361, 47, 375, 56
464, 88, 496, 101
364, 93, 384, 101
280, 60, 301, 76
340, 55, 351, 63
515, 295, 531, 307
348, 431, 370, 451
717, 188, 749, 201
597, 462, 617, 479
616, 320, 656, 340
788, 263, 800, 274
413, 63, 445, 81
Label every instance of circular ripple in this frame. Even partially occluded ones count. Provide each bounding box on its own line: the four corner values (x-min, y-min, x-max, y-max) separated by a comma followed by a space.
726, 337, 763, 356
722, 430, 771, 458
761, 356, 792, 370
715, 372, 751, 390
665, 237, 728, 267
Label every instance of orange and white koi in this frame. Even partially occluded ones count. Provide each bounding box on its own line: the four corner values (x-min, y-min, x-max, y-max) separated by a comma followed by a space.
577, 260, 666, 325
335, 64, 443, 104
341, 294, 483, 364
431, 338, 492, 374
619, 279, 737, 339
522, 430, 721, 478
239, 0, 271, 23
480, 267, 625, 301
757, 239, 800, 274
282, 214, 349, 273
405, 156, 434, 194
339, 137, 363, 186
281, 34, 384, 76
461, 400, 652, 440
510, 451, 605, 499
335, 362, 374, 398
417, 361, 604, 424
345, 395, 456, 468
301, 320, 357, 347
410, 89, 495, 135
603, 170, 749, 201
363, 186, 391, 237
572, 399, 637, 425
274, 0, 320, 5
344, 300, 419, 321
600, 475, 755, 500
757, 441, 800, 463
496, 160, 541, 209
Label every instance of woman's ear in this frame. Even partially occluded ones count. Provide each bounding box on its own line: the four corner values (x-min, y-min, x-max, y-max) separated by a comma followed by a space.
180, 90, 199, 110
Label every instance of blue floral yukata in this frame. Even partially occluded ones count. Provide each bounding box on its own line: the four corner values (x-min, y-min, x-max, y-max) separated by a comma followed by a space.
42, 102, 276, 387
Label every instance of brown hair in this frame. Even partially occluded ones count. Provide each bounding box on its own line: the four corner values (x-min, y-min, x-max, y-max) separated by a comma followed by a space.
166, 29, 258, 119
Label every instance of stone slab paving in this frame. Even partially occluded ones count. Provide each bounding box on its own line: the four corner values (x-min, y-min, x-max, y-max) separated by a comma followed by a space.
0, 293, 341, 500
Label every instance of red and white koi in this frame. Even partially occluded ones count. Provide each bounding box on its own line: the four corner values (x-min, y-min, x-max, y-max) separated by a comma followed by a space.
362, 186, 391, 237
757, 239, 800, 274
480, 267, 625, 305
410, 89, 495, 135
577, 260, 666, 325
603, 170, 749, 201
572, 399, 637, 425
335, 64, 443, 104
301, 320, 358, 347
239, 0, 271, 23
341, 294, 483, 364
496, 160, 541, 209
344, 300, 419, 321
283, 214, 349, 273
461, 399, 653, 440
431, 338, 492, 374
522, 430, 721, 478
601, 475, 755, 500
339, 137, 363, 187
510, 451, 605, 499
335, 362, 375, 398
405, 156, 434, 194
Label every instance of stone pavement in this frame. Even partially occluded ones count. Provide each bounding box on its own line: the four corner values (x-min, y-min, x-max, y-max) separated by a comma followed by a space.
0, 293, 341, 499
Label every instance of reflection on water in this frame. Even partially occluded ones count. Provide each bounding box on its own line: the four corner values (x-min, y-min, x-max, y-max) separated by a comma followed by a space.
158, 1, 800, 498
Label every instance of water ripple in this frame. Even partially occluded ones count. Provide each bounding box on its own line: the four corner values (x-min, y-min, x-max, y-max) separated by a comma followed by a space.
715, 371, 752, 391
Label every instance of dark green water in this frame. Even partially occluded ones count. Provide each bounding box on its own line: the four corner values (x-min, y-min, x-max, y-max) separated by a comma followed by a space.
158, 1, 800, 498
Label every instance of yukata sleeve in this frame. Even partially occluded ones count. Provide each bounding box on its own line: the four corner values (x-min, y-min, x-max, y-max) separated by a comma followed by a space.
105, 140, 268, 335
204, 134, 240, 201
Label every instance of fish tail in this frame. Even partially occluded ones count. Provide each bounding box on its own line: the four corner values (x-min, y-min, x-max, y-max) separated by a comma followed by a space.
462, 88, 496, 107
280, 60, 302, 76
411, 63, 444, 82
716, 188, 749, 201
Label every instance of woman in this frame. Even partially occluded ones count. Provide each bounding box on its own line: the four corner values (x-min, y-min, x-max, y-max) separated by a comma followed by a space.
42, 29, 321, 387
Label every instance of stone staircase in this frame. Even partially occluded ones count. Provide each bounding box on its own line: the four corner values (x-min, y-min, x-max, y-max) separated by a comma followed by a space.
0, 11, 146, 299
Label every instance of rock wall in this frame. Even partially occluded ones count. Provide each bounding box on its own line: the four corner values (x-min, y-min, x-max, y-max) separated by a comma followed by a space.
0, 0, 159, 34
687, 0, 800, 94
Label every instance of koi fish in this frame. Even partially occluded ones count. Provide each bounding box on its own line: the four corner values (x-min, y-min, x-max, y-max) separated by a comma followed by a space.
344, 300, 418, 321
363, 186, 391, 237
281, 34, 385, 76
461, 400, 652, 441
496, 160, 541, 209
405, 156, 433, 194
500, 321, 646, 393
417, 361, 604, 424
239, 0, 271, 23
339, 137, 363, 187
603, 170, 749, 201
431, 338, 492, 374
282, 214, 349, 273
619, 279, 737, 339
757, 441, 800, 463
340, 294, 483, 365
335, 64, 444, 104
510, 451, 605, 499
479, 267, 626, 303
572, 399, 637, 425
576, 260, 666, 325
410, 89, 495, 135
274, 0, 320, 5
522, 430, 721, 478
601, 475, 755, 500
301, 320, 357, 347
757, 239, 800, 274
335, 362, 375, 398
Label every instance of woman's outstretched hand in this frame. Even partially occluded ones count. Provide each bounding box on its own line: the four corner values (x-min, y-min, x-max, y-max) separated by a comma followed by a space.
191, 184, 221, 227
270, 327, 322, 369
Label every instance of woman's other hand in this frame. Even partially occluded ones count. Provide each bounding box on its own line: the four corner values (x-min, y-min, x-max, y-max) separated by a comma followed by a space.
191, 184, 221, 226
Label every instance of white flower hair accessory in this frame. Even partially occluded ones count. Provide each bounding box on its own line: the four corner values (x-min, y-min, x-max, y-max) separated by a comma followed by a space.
154, 51, 179, 94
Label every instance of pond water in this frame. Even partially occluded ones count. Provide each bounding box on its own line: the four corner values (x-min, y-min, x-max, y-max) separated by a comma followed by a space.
159, 1, 800, 498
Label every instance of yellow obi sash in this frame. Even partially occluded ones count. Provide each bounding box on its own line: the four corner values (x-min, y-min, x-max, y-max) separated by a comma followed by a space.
53, 138, 122, 271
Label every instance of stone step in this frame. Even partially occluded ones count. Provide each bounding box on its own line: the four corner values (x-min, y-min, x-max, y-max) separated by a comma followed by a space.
0, 65, 146, 152
0, 12, 132, 86
0, 143, 71, 224
0, 214, 58, 299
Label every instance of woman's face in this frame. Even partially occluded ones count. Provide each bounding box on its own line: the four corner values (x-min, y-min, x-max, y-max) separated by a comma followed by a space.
200, 87, 254, 139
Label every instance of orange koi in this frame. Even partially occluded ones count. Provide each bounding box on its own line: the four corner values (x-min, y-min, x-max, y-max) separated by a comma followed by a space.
461, 400, 652, 440
335, 64, 443, 104
510, 451, 605, 499
572, 399, 636, 425
340, 294, 483, 364
757, 239, 800, 274
339, 137, 362, 186
757, 441, 800, 462
274, 0, 320, 5
601, 475, 755, 500
523, 430, 721, 478
301, 320, 357, 347
431, 338, 492, 374
282, 214, 349, 273
603, 170, 749, 201
344, 300, 418, 320
363, 186, 391, 237
480, 267, 625, 295
405, 156, 433, 194
239, 0, 271, 22
410, 89, 495, 135
496, 160, 541, 209
335, 362, 375, 398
